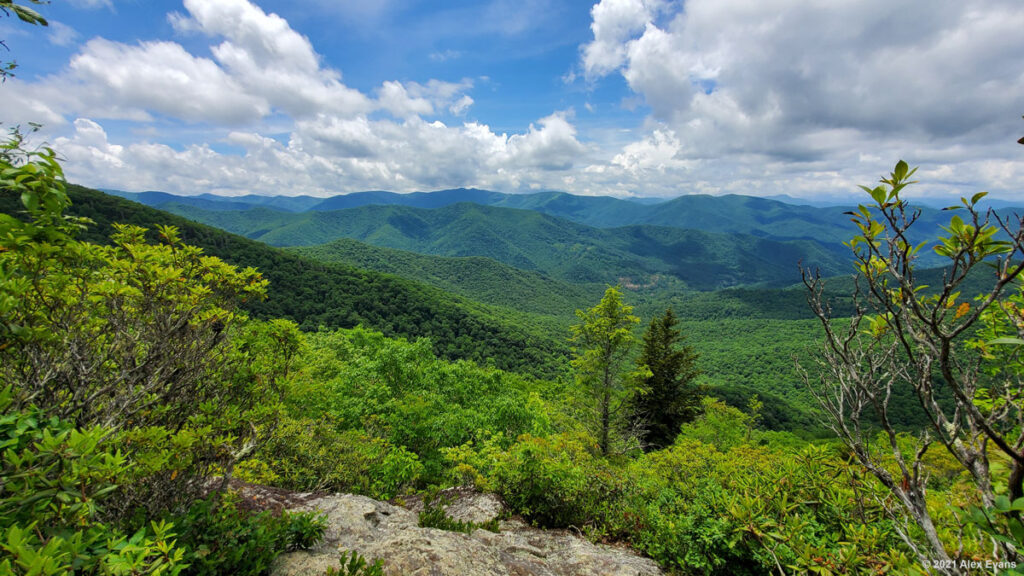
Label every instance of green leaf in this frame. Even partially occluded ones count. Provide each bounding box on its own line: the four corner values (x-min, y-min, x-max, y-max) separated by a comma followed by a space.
894, 160, 909, 181
971, 191, 989, 205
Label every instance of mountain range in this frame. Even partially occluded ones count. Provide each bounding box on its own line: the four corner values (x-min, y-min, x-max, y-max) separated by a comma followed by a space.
15, 183, 995, 430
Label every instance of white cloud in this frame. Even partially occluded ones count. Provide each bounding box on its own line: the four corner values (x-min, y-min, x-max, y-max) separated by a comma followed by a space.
376, 81, 435, 118
429, 49, 461, 62
582, 0, 662, 78
577, 0, 1024, 200
171, 0, 372, 118
50, 110, 588, 197
506, 112, 586, 171
47, 22, 79, 47
67, 38, 269, 124
0, 0, 592, 196
450, 95, 473, 116
67, 0, 112, 9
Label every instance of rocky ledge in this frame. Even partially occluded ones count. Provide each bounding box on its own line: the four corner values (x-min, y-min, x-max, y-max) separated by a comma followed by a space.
246, 484, 662, 576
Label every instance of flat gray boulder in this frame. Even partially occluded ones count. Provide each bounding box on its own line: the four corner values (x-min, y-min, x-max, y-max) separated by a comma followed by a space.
267, 489, 663, 576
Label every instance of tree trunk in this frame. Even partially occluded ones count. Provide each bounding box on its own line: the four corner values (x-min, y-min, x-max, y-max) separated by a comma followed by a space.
600, 387, 610, 455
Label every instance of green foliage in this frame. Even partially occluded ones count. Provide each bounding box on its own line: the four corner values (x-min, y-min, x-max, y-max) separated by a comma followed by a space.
292, 237, 598, 318
323, 551, 385, 576
627, 440, 916, 575
805, 160, 1024, 570
485, 433, 625, 530
0, 1, 46, 26
571, 286, 650, 454
170, 493, 323, 576
0, 1, 48, 82
0, 144, 285, 520
417, 500, 499, 534
0, 390, 187, 576
448, 415, 920, 574
284, 511, 328, 552
238, 417, 422, 498
631, 308, 702, 449
245, 327, 554, 496
12, 184, 571, 378
0, 197, 293, 513
677, 398, 757, 451
0, 132, 318, 575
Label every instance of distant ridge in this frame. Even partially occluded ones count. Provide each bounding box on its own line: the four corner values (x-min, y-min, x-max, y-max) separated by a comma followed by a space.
161, 201, 853, 290
109, 186, 1024, 222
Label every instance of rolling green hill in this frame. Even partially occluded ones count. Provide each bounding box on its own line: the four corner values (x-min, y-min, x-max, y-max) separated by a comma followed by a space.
32, 186, 984, 433
162, 202, 852, 290
1, 185, 571, 377
120, 187, 1020, 256
290, 238, 600, 318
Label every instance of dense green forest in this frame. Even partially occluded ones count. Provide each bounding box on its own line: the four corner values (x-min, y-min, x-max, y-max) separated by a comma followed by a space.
0, 184, 571, 377
119, 185, 993, 249
289, 238, 601, 317
158, 201, 852, 289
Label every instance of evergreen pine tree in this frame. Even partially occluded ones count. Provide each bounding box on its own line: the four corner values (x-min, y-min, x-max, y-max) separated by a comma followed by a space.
633, 308, 702, 449
571, 286, 648, 455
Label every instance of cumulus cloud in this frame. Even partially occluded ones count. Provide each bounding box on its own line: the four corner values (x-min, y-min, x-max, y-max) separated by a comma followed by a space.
47, 22, 79, 47
67, 38, 270, 124
50, 109, 588, 197
579, 0, 1024, 200
373, 79, 474, 119
0, 0, 589, 196
170, 0, 371, 118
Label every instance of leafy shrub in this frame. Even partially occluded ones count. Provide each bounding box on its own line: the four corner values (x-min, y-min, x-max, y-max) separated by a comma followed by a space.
171, 492, 323, 576
485, 433, 629, 530
626, 439, 917, 575
417, 497, 499, 534
286, 511, 328, 552
1, 135, 302, 521
242, 416, 423, 499
324, 551, 385, 576
0, 389, 187, 575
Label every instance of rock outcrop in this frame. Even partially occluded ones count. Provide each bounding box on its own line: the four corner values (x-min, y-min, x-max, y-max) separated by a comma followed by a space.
261, 485, 663, 576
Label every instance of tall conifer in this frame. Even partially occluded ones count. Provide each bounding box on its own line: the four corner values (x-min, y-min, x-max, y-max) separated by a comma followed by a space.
632, 308, 702, 449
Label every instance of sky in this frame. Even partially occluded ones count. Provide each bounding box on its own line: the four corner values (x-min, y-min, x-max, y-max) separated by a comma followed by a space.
1, 0, 1022, 201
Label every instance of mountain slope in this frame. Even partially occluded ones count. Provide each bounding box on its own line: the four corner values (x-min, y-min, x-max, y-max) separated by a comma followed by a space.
163, 202, 851, 290
2, 186, 570, 376
290, 238, 599, 318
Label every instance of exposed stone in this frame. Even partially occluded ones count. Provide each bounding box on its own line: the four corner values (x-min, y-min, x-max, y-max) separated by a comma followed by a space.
266, 489, 663, 576
401, 485, 505, 525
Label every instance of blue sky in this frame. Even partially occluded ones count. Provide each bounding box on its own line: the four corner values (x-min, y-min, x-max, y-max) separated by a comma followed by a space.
1, 0, 1023, 200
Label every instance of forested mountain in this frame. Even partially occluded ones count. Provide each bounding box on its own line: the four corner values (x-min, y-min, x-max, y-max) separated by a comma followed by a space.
290, 238, 600, 318
117, 186, 1021, 252
2, 185, 569, 376
160, 201, 851, 289
35, 185, 975, 428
